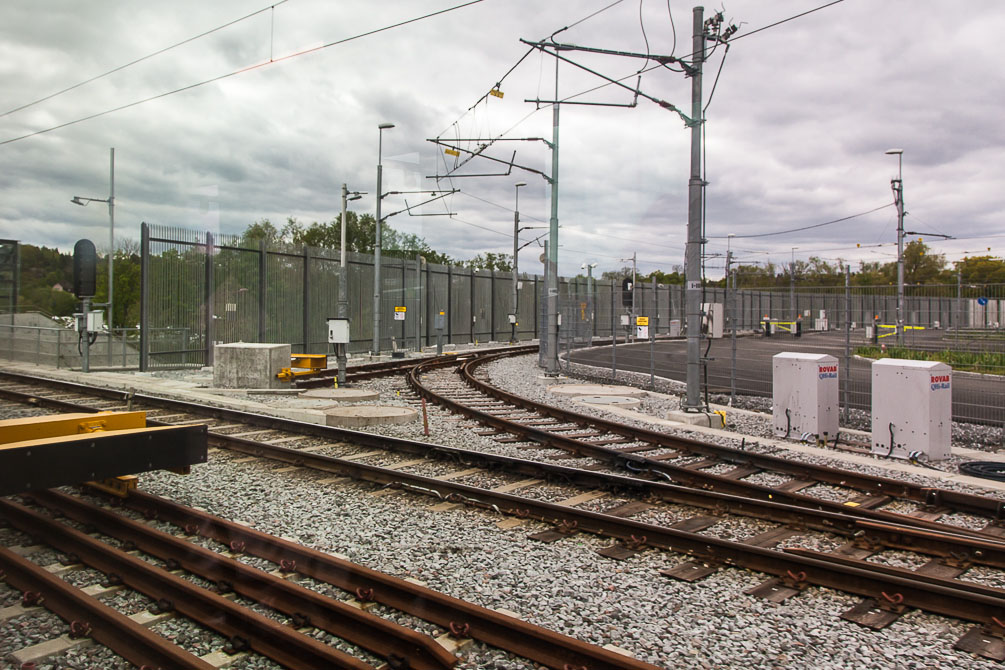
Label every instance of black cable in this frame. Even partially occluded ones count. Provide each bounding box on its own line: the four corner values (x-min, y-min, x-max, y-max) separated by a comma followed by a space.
2, 0, 488, 146
1, 0, 289, 119
666, 0, 677, 57
730, 0, 846, 42
638, 0, 652, 71
959, 461, 1005, 481
707, 204, 895, 240
703, 43, 729, 113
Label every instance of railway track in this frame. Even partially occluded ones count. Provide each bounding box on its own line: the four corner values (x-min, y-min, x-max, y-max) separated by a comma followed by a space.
4, 364, 1005, 661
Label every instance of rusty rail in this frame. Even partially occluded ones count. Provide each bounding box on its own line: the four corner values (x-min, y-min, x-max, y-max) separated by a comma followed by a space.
121, 489, 663, 670
0, 498, 375, 670
0, 545, 217, 670
28, 489, 456, 670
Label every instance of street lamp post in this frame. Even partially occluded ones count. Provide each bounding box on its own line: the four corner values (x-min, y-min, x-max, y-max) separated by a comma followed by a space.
373, 123, 395, 356
886, 148, 905, 346
511, 181, 527, 344
71, 147, 115, 330
339, 183, 364, 385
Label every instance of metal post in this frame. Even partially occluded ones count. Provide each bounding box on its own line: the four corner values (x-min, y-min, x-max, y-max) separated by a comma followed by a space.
205, 231, 215, 366
886, 149, 906, 346
258, 238, 267, 342
545, 57, 561, 375
374, 123, 395, 356
512, 182, 526, 344
683, 5, 705, 410
82, 297, 90, 373
108, 148, 115, 330
337, 184, 350, 385
956, 271, 962, 342
302, 246, 310, 352
140, 222, 149, 371
611, 279, 617, 380
843, 265, 851, 423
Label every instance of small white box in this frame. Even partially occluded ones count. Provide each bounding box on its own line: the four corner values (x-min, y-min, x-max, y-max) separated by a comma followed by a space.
73, 311, 104, 331
701, 303, 723, 338
772, 352, 839, 440
871, 359, 951, 460
327, 317, 350, 344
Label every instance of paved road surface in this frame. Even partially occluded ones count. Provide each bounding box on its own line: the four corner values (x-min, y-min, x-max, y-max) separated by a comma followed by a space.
570, 331, 1003, 426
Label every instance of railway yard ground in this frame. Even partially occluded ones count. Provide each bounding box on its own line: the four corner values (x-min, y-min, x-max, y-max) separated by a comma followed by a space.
3, 339, 1005, 669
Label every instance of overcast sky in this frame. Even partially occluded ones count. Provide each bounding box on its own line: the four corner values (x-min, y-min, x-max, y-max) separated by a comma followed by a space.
1, 0, 1003, 280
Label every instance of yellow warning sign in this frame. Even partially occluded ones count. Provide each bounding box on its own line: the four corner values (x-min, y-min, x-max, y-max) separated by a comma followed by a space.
394, 306, 407, 312
444, 148, 460, 157
636, 316, 649, 326
489, 88, 504, 98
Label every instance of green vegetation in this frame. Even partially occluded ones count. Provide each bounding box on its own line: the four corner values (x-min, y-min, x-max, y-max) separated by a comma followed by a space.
855, 345, 1005, 375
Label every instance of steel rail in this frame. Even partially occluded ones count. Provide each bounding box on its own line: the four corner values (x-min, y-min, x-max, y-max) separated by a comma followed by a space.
440, 351, 1005, 521
0, 376, 1003, 561
4, 375, 1001, 630
406, 358, 1005, 540
121, 489, 663, 670
0, 499, 375, 670
115, 453, 1005, 627
0, 545, 218, 670
294, 345, 539, 388
28, 489, 457, 670
461, 349, 1005, 517
194, 430, 1005, 569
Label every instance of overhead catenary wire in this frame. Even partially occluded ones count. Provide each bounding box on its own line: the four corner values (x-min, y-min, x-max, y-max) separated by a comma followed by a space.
0, 0, 487, 146
708, 203, 895, 240
1, 0, 290, 119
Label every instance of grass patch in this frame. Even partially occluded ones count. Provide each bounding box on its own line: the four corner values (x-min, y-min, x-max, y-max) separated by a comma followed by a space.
855, 346, 1005, 375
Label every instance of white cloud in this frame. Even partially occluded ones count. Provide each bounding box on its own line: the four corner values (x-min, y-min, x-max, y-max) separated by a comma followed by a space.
1, 0, 1002, 279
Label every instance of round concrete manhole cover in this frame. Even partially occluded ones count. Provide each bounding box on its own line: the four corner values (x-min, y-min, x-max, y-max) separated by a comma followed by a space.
576, 395, 642, 408
302, 388, 379, 402
548, 384, 646, 398
324, 405, 417, 427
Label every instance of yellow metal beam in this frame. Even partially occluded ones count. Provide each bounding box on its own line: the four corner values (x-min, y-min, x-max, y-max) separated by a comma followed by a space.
0, 411, 148, 445
0, 425, 184, 452
290, 354, 327, 370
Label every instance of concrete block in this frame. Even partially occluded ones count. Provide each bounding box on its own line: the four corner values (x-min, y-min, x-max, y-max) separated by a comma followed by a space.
213, 343, 291, 389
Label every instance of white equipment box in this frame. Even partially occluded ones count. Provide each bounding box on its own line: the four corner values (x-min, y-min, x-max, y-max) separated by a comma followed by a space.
871, 359, 951, 461
701, 303, 724, 339
772, 352, 839, 440
668, 319, 681, 337
326, 317, 350, 344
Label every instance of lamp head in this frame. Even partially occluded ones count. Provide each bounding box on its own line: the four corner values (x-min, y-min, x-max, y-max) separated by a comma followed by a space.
515, 181, 527, 188
71, 196, 86, 206
885, 148, 903, 155
378, 123, 395, 130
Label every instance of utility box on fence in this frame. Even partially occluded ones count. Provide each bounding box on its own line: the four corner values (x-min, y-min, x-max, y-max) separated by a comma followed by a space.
871, 359, 952, 461
772, 352, 839, 440
701, 303, 724, 339
668, 319, 681, 337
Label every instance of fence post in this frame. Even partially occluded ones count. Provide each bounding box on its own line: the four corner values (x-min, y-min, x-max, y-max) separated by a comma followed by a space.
843, 266, 851, 423
205, 231, 215, 366
447, 265, 453, 344
140, 222, 149, 371
302, 247, 311, 352
611, 281, 617, 380
258, 239, 267, 343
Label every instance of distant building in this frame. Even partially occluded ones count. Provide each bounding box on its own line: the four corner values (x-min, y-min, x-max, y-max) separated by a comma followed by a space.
52, 283, 65, 292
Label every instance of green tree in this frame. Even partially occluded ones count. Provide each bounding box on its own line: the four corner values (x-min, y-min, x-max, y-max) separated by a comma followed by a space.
903, 239, 945, 284
461, 252, 512, 272
951, 255, 1005, 284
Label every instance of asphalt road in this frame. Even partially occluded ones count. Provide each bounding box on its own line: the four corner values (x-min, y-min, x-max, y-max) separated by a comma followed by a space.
570, 330, 1004, 425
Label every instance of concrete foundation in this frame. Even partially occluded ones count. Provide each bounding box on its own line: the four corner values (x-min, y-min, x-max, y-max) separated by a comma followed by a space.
576, 395, 643, 409
302, 388, 380, 402
213, 343, 291, 390
665, 410, 726, 428
548, 384, 647, 398
324, 406, 417, 427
